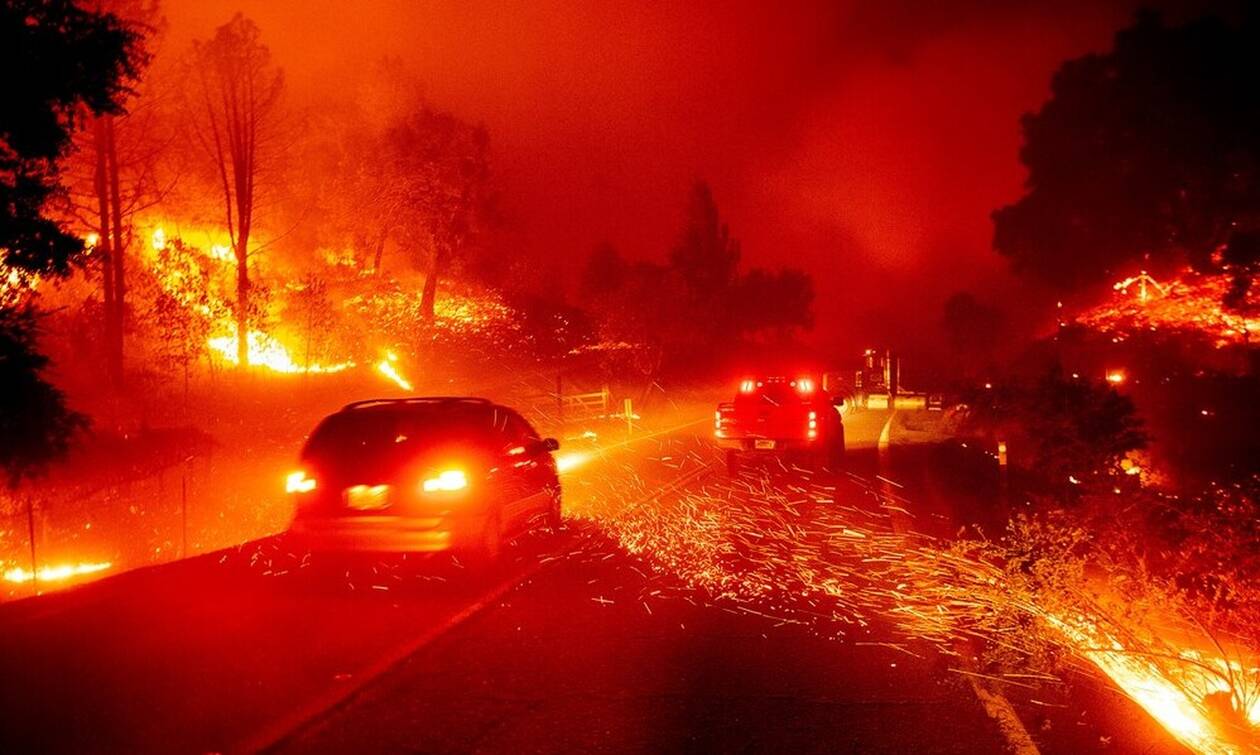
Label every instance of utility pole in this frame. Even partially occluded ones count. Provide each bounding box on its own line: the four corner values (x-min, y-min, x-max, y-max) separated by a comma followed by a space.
26, 497, 39, 593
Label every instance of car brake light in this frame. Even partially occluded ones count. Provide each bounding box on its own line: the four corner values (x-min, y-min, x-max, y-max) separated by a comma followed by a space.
739, 379, 755, 393
422, 469, 468, 493
286, 469, 317, 494
797, 378, 815, 394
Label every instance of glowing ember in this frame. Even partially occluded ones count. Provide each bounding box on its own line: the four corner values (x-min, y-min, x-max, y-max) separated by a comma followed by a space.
4, 561, 112, 584
374, 350, 413, 391
568, 437, 1259, 754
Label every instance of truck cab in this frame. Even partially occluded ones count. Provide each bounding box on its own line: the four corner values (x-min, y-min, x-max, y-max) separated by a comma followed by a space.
714, 376, 845, 474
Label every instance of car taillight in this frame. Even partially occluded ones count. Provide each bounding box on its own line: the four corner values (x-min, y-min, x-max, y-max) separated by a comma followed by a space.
739, 379, 755, 393
286, 469, 317, 494
421, 469, 468, 493
796, 378, 815, 395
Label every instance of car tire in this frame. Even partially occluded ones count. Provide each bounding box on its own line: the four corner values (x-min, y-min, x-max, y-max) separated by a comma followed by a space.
473, 511, 503, 567
544, 490, 563, 533
824, 426, 846, 472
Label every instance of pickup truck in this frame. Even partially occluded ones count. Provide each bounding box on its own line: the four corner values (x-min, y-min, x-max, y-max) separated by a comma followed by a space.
714, 376, 845, 474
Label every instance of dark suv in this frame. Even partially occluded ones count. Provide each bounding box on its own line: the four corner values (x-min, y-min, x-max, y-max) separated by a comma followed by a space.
286, 398, 561, 561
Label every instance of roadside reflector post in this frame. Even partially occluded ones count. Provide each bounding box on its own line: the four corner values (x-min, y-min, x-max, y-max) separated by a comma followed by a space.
997, 440, 1009, 505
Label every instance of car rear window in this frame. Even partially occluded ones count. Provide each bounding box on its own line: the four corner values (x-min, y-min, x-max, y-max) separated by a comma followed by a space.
302, 406, 504, 463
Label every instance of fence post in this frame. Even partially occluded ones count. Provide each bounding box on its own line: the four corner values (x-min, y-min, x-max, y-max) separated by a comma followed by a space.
997, 440, 1009, 505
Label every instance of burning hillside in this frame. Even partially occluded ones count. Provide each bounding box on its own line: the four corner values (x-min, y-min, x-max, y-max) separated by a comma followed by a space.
1076, 270, 1258, 348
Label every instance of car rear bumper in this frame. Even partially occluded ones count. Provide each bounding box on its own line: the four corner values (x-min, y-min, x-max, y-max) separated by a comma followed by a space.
715, 437, 818, 452
288, 514, 482, 553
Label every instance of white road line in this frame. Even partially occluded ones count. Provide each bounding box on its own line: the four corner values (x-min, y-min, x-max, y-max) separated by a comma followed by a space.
239, 558, 549, 754
877, 410, 896, 452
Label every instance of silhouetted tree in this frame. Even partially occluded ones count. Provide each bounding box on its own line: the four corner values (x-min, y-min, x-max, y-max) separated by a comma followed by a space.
733, 267, 814, 335
994, 11, 1260, 301
1221, 229, 1260, 309
943, 292, 1005, 366
1, 0, 139, 482
670, 181, 740, 336
0, 310, 87, 485
285, 274, 337, 371
580, 242, 628, 299
185, 13, 284, 366
579, 184, 814, 375
385, 106, 491, 320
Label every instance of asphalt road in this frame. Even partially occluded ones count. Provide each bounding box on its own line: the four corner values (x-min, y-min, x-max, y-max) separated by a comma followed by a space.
0, 409, 1184, 754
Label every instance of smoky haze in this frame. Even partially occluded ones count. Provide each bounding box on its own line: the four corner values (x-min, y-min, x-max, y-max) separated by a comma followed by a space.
161, 0, 1159, 358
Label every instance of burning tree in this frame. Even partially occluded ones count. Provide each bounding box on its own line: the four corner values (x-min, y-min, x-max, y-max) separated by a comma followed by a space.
283, 274, 338, 372
184, 13, 284, 367
142, 238, 227, 393
54, 0, 162, 388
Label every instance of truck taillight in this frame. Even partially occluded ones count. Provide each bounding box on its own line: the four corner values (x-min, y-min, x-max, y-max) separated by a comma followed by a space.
739, 379, 755, 393
796, 378, 815, 395
807, 410, 818, 439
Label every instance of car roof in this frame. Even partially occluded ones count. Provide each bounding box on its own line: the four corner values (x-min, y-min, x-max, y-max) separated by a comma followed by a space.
338, 397, 498, 413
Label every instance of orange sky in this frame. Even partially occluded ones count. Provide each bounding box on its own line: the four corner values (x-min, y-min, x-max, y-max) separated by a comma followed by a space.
159, 0, 1181, 352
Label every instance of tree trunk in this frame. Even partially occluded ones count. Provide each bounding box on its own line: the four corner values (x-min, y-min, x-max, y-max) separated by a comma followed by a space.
92, 117, 120, 387
105, 116, 126, 387
420, 247, 445, 320
235, 244, 250, 366
372, 230, 387, 274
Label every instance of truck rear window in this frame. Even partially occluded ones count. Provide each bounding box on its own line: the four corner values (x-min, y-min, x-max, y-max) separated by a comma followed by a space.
735, 384, 803, 407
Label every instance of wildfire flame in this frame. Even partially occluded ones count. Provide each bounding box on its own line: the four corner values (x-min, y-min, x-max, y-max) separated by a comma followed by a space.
207, 325, 354, 374
4, 561, 112, 584
1049, 615, 1260, 754
374, 350, 413, 391
1078, 268, 1258, 347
